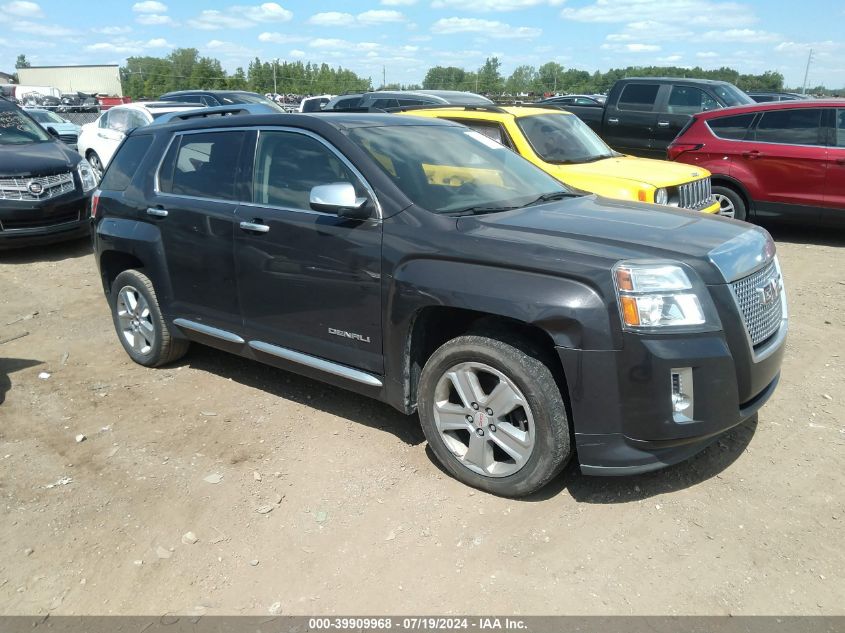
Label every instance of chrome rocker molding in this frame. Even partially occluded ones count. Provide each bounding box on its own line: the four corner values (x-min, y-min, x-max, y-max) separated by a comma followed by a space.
173, 318, 245, 344
248, 341, 383, 388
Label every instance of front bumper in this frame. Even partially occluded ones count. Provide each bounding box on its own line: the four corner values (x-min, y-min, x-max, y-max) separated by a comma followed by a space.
0, 192, 91, 249
701, 199, 720, 214
557, 323, 786, 475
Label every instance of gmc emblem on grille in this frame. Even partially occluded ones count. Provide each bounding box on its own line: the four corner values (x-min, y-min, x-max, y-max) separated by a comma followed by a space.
756, 278, 781, 306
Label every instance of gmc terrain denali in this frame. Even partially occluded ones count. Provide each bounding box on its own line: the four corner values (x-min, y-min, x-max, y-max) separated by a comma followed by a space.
91, 111, 787, 497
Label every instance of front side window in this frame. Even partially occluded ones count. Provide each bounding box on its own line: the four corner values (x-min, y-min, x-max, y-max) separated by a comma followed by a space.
0, 108, 52, 144
618, 83, 659, 112
707, 113, 756, 140
755, 108, 823, 146
712, 84, 754, 106
348, 124, 571, 215
668, 86, 719, 115
158, 130, 246, 200
126, 110, 149, 130
334, 96, 362, 110
28, 109, 64, 124
836, 110, 845, 148
108, 109, 131, 133
517, 113, 615, 164
252, 131, 364, 211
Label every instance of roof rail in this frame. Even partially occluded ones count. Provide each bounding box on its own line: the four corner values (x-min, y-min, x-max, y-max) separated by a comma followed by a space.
502, 103, 566, 111
384, 104, 508, 114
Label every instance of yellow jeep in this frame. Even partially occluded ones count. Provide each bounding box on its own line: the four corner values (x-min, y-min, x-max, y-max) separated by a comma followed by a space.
398, 106, 721, 214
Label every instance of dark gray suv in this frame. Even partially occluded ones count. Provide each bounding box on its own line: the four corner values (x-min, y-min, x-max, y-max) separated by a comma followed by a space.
90, 109, 787, 496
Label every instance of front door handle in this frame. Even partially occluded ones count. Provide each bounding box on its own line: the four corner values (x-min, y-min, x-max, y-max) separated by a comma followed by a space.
742, 150, 764, 159
607, 117, 619, 124
239, 221, 270, 233
835, 158, 845, 166
146, 207, 168, 217
657, 120, 670, 128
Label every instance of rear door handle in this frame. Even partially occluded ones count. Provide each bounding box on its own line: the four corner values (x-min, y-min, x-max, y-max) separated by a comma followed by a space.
239, 221, 270, 233
607, 117, 619, 124
657, 120, 670, 128
146, 207, 168, 217
835, 158, 845, 166
742, 150, 764, 159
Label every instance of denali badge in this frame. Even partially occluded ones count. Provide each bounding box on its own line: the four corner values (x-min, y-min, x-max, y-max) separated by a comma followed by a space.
328, 327, 371, 343
756, 277, 781, 306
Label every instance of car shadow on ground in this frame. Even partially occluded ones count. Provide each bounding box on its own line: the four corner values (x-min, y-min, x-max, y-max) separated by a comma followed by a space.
762, 223, 845, 247
0, 357, 43, 405
175, 344, 426, 447
0, 236, 92, 265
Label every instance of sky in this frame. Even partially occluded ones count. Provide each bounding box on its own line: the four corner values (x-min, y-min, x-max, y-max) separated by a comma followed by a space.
1, 0, 843, 89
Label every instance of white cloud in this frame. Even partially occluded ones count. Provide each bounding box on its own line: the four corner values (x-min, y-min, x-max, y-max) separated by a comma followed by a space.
307, 9, 405, 26
189, 3, 292, 30
431, 17, 541, 39
85, 37, 172, 54
92, 26, 133, 35
136, 14, 173, 25
11, 21, 75, 37
132, 0, 167, 13
601, 42, 661, 52
258, 32, 306, 44
381, 0, 416, 4
1, 1, 43, 18
657, 54, 683, 63
696, 51, 719, 59
702, 29, 779, 43
289, 49, 306, 58
562, 0, 756, 26
431, 0, 563, 10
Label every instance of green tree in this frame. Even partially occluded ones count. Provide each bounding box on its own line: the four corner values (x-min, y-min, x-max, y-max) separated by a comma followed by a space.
505, 65, 538, 95
535, 62, 566, 94
477, 57, 504, 95
15, 54, 30, 69
228, 67, 248, 91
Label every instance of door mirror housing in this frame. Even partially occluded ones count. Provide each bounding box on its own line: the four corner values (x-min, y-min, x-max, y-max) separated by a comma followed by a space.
47, 127, 60, 138
310, 182, 371, 219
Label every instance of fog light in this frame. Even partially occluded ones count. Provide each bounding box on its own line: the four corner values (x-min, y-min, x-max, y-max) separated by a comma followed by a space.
671, 367, 694, 420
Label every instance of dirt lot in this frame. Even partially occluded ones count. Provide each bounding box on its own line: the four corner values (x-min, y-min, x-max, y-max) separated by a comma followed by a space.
1, 226, 843, 617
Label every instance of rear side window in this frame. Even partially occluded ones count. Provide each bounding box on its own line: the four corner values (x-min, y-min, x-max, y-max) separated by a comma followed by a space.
617, 84, 659, 112
333, 96, 361, 110
755, 108, 823, 146
707, 113, 756, 140
158, 131, 246, 201
667, 86, 718, 115
836, 110, 845, 148
371, 98, 400, 109
101, 135, 153, 191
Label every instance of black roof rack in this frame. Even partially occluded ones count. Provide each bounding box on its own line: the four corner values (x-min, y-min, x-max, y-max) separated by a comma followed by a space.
384, 104, 508, 114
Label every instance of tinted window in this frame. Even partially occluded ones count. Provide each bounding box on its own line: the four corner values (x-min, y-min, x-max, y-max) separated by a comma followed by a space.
837, 110, 845, 148
707, 113, 756, 140
668, 86, 718, 114
518, 113, 614, 163
101, 135, 153, 191
751, 95, 776, 103
448, 120, 508, 147
755, 108, 823, 145
371, 98, 400, 109
126, 110, 149, 130
618, 84, 659, 112
333, 96, 361, 110
712, 85, 754, 106
253, 131, 364, 211
0, 108, 52, 144
158, 131, 246, 200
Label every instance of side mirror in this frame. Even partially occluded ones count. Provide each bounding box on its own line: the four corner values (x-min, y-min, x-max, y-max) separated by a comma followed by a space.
47, 127, 60, 138
310, 182, 371, 219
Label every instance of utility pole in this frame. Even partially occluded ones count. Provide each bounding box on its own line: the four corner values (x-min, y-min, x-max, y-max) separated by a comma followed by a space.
273, 58, 279, 95
382, 66, 386, 89
801, 49, 813, 94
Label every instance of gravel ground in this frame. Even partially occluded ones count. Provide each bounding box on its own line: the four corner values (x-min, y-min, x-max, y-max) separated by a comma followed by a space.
0, 225, 843, 616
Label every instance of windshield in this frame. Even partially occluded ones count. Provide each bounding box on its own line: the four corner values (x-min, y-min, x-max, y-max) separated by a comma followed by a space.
517, 113, 615, 164
714, 84, 754, 106
221, 92, 285, 111
348, 124, 572, 214
0, 109, 52, 144
27, 109, 65, 124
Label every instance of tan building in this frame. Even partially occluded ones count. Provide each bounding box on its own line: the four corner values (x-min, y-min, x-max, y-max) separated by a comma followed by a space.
17, 65, 122, 96
0, 71, 13, 84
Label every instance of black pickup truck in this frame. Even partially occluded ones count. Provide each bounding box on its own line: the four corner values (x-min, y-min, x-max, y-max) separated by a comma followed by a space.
564, 77, 754, 159
92, 110, 787, 497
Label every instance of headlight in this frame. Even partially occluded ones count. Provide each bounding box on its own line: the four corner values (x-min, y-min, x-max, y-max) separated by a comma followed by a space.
77, 159, 98, 192
654, 188, 669, 205
613, 262, 706, 329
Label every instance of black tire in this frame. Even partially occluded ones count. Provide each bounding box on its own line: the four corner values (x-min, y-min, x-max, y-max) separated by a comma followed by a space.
109, 269, 189, 367
417, 335, 571, 497
712, 185, 747, 221
87, 151, 104, 180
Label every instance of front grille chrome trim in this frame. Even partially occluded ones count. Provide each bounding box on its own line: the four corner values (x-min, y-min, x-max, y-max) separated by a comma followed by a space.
729, 257, 788, 361
677, 176, 714, 210
0, 172, 76, 202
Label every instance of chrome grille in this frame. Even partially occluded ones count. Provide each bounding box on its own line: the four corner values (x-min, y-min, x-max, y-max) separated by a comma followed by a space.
0, 172, 75, 201
678, 177, 713, 210
730, 260, 784, 346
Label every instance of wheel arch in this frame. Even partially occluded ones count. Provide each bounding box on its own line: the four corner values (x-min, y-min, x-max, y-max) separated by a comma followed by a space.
710, 174, 754, 217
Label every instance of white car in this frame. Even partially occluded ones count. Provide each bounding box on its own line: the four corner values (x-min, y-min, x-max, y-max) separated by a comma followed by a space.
77, 102, 201, 178
299, 94, 334, 113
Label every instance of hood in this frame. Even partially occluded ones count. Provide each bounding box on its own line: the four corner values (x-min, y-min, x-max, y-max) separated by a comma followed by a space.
548, 155, 710, 195
0, 140, 81, 178
41, 122, 81, 135
457, 194, 768, 285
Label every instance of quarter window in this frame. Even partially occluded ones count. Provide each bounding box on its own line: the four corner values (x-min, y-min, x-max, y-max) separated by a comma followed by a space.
707, 113, 756, 140
101, 135, 153, 191
667, 86, 719, 115
755, 108, 823, 146
617, 84, 659, 112
252, 131, 364, 211
158, 131, 246, 200
447, 120, 510, 148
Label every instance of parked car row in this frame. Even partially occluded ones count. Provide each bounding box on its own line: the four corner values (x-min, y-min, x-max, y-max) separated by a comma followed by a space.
87, 108, 788, 496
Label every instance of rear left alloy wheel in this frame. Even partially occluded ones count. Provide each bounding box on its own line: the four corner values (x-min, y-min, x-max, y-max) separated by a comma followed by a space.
417, 335, 571, 497
87, 151, 104, 180
109, 269, 188, 367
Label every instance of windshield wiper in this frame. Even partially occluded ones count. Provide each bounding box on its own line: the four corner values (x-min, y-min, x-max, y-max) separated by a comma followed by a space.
446, 205, 518, 217
521, 191, 580, 207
